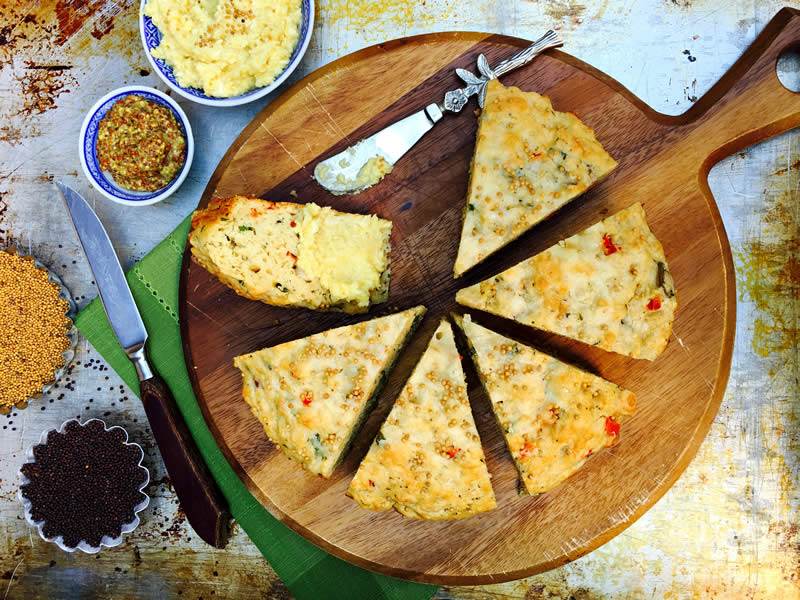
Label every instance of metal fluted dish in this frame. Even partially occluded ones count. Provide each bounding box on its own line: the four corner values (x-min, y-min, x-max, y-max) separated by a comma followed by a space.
0, 248, 78, 415
18, 418, 150, 554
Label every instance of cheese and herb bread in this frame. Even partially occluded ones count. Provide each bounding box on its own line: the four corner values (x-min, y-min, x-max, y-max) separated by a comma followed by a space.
456, 203, 677, 360
189, 196, 392, 314
454, 79, 617, 277
455, 314, 636, 495
233, 306, 426, 477
348, 319, 496, 519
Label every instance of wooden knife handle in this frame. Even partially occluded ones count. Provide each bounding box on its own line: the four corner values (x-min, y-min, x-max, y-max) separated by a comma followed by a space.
141, 373, 231, 548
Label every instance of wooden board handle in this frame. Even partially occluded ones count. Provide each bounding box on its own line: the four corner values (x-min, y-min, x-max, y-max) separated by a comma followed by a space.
685, 7, 800, 168
141, 373, 231, 548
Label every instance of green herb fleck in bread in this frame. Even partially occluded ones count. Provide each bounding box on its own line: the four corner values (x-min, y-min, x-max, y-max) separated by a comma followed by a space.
234, 306, 426, 478
455, 314, 636, 495
348, 319, 496, 519
189, 196, 392, 314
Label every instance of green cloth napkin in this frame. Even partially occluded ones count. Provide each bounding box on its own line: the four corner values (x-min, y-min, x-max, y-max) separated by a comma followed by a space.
74, 217, 437, 600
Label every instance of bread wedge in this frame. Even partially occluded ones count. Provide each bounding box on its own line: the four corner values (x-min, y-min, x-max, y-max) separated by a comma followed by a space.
454, 79, 617, 277
455, 314, 636, 494
234, 306, 426, 477
348, 319, 496, 519
457, 203, 677, 360
190, 196, 392, 313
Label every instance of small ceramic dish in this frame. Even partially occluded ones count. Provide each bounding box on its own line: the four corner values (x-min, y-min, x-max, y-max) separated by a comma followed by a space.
79, 85, 194, 206
139, 0, 315, 107
0, 248, 77, 415
18, 419, 150, 554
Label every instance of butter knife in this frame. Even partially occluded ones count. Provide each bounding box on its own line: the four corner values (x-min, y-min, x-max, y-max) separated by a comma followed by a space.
58, 182, 231, 548
314, 30, 563, 195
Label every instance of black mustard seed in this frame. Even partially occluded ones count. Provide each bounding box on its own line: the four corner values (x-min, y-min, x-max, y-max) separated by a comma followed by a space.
20, 420, 147, 549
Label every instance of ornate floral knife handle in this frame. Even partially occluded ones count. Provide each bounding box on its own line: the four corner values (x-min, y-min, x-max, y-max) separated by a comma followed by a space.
442, 30, 563, 113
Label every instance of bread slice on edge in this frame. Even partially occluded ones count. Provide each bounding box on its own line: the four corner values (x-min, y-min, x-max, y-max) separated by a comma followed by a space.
189, 196, 392, 314
233, 306, 426, 478
348, 319, 496, 519
454, 313, 636, 495
454, 78, 617, 277
456, 203, 677, 361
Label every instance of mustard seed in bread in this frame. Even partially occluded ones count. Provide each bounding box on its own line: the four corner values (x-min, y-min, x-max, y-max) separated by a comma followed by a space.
0, 250, 71, 410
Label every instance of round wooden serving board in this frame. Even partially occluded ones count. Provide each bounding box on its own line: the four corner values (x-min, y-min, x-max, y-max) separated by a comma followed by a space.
180, 9, 800, 584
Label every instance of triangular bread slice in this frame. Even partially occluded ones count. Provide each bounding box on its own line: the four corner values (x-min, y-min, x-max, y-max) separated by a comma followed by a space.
454, 314, 636, 495
454, 78, 617, 277
348, 319, 496, 519
456, 203, 677, 360
233, 306, 426, 477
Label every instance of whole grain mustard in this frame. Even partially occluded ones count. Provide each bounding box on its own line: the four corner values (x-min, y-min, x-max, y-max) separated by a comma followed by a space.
96, 95, 186, 192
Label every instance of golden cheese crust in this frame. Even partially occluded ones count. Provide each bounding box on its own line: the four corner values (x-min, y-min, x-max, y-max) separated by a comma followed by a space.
189, 196, 391, 314
454, 79, 617, 277
455, 314, 636, 495
234, 306, 425, 478
456, 203, 677, 361
348, 320, 496, 519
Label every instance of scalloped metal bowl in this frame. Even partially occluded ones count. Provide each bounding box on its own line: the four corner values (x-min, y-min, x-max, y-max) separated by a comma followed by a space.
78, 85, 194, 206
18, 418, 150, 554
0, 248, 77, 415
139, 0, 315, 107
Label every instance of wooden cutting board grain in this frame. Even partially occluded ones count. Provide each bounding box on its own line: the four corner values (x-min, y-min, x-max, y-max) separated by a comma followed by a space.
179, 9, 800, 584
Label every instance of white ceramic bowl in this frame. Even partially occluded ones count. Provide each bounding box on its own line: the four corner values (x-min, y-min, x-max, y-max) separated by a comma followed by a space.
79, 85, 194, 206
18, 418, 150, 554
139, 0, 315, 107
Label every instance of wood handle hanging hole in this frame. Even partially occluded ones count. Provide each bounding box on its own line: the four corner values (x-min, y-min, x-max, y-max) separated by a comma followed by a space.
776, 45, 800, 92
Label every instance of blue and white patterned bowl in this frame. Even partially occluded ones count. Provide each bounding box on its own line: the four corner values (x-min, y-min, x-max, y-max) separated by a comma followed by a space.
139, 0, 315, 107
78, 86, 194, 206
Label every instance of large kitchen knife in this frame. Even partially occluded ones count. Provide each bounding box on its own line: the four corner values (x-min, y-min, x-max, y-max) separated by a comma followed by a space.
314, 29, 563, 195
58, 182, 230, 548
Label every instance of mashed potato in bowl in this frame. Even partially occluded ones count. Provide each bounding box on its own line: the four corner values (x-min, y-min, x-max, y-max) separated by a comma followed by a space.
143, 0, 302, 98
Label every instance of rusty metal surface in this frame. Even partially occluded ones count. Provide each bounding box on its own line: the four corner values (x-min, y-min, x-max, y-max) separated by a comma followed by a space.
1, 1, 798, 598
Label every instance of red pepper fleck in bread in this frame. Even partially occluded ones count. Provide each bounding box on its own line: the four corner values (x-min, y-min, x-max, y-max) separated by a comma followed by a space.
454, 79, 617, 277
189, 196, 392, 314
457, 203, 677, 360
455, 314, 636, 495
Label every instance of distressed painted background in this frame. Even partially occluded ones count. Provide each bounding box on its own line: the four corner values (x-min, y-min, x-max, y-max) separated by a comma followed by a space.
1, 1, 798, 598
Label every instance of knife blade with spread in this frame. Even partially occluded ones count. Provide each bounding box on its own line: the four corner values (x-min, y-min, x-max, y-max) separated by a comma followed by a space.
58, 182, 231, 548
313, 29, 563, 195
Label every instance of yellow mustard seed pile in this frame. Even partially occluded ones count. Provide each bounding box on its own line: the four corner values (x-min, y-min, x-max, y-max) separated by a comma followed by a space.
0, 250, 71, 410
